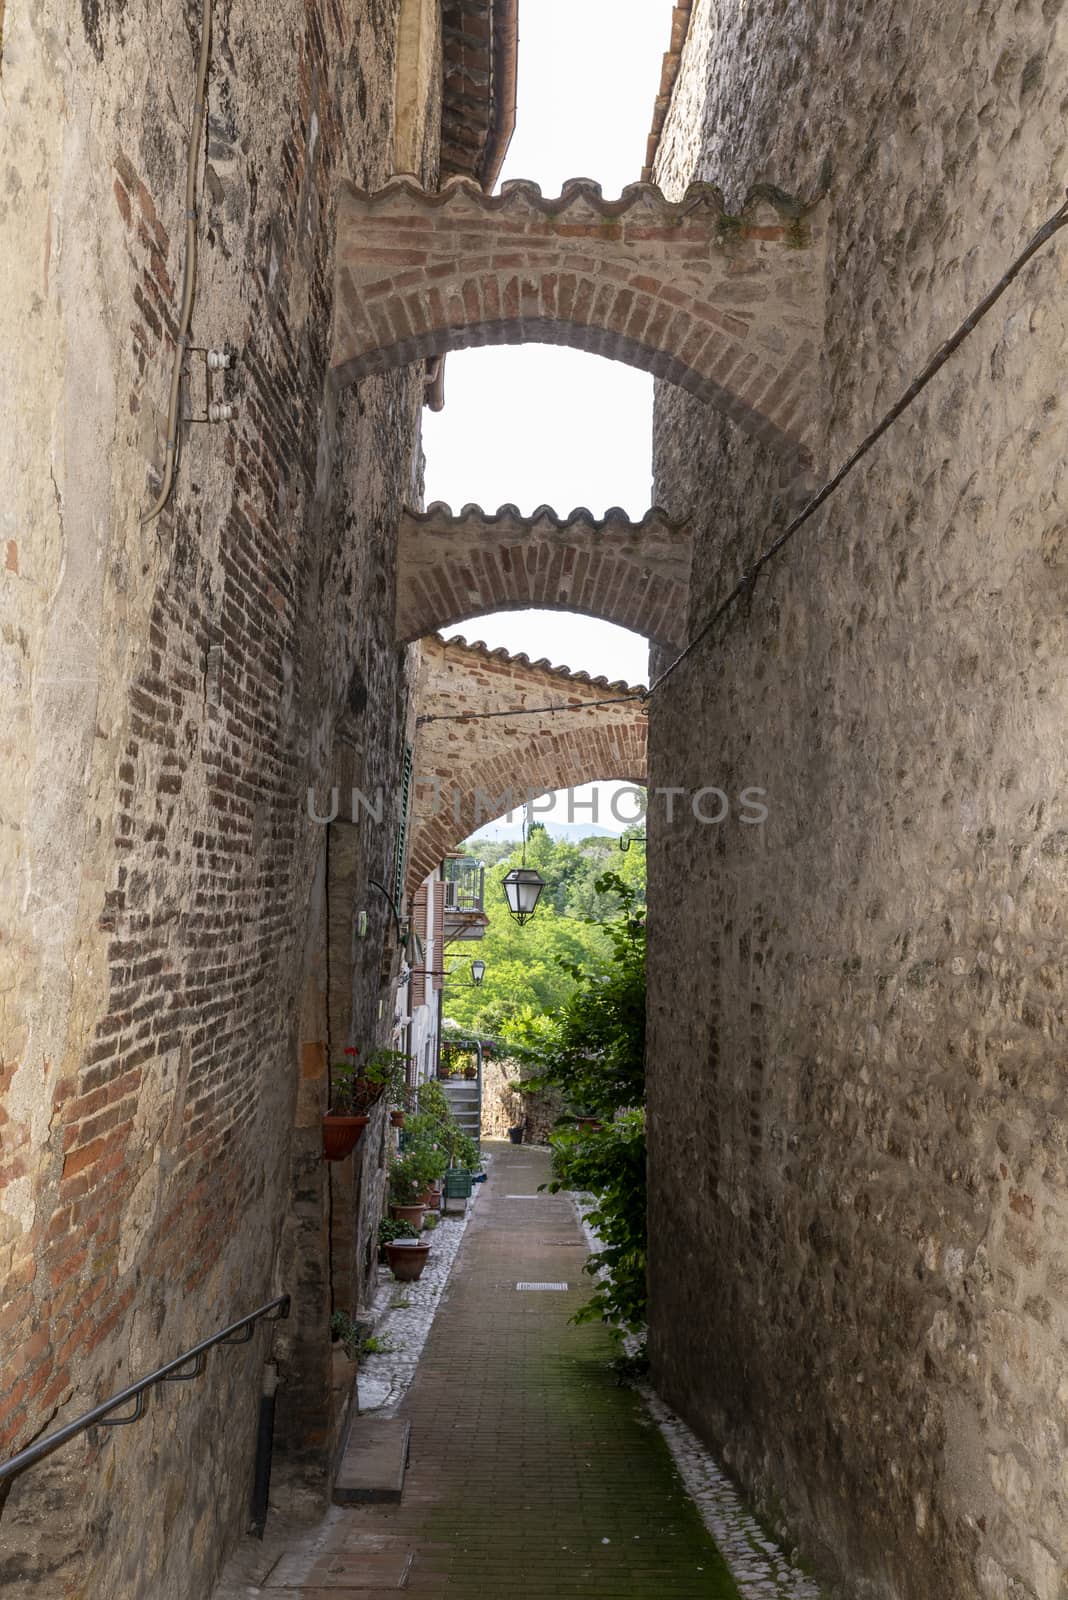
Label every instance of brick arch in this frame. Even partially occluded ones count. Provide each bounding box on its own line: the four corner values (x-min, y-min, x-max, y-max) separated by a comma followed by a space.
334, 176, 824, 460
407, 633, 647, 890
397, 503, 693, 650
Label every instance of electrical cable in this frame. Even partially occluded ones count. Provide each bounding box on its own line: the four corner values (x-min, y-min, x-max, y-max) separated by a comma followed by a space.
646, 188, 1068, 696
141, 0, 213, 525
413, 190, 1068, 726
415, 692, 643, 727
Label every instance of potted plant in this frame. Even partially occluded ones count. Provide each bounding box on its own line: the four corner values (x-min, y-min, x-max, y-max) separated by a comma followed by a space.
462, 1062, 477, 1080
388, 1147, 442, 1228
323, 1046, 408, 1161
378, 1216, 419, 1261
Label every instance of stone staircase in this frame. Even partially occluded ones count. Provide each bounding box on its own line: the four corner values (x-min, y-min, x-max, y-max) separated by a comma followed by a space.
441, 1076, 481, 1143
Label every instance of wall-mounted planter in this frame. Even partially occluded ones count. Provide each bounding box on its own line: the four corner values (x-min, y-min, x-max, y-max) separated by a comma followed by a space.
322, 1115, 370, 1161
390, 1110, 406, 1129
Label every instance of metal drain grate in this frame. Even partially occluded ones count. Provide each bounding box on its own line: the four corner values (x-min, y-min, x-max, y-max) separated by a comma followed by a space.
516, 1282, 568, 1291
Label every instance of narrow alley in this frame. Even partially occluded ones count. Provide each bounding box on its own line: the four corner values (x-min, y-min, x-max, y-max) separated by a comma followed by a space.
218, 1143, 743, 1600
3, 0, 1068, 1595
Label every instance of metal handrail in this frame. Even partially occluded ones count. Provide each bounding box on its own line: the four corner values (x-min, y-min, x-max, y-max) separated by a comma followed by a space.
0, 1294, 289, 1484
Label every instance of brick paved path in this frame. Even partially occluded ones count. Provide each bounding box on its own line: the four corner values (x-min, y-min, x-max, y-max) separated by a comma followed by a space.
251, 1141, 740, 1598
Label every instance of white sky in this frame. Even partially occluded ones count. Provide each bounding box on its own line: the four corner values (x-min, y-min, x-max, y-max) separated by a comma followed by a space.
422, 0, 674, 830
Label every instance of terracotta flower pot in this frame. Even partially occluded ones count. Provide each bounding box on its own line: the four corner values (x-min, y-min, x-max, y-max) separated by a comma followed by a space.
462, 1066, 477, 1080
322, 1115, 369, 1161
389, 1203, 426, 1229
390, 1110, 405, 1129
384, 1240, 431, 1282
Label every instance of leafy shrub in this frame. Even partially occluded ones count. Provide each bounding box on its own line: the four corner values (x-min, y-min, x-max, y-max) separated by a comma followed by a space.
331, 1046, 409, 1114
412, 1081, 480, 1170
546, 1112, 647, 1339
378, 1217, 419, 1249
416, 1080, 450, 1120
524, 873, 647, 1342
389, 1144, 446, 1203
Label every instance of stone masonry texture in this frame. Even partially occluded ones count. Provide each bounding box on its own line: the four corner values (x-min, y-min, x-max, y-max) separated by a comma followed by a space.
647, 2, 1068, 1599
0, 0, 432, 1595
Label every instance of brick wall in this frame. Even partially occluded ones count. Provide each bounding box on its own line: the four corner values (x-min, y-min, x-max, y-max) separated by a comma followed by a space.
397, 503, 693, 650
408, 632, 648, 886
647, 2, 1068, 1597
0, 0, 436, 1593
332, 172, 825, 467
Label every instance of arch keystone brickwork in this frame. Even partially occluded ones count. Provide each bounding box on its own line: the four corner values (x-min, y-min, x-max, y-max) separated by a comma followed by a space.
397, 502, 693, 649
334, 175, 825, 458
407, 633, 647, 890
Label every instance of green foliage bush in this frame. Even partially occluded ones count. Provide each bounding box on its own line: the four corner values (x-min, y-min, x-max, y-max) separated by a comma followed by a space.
443, 827, 646, 1040
528, 872, 648, 1342
389, 1144, 446, 1203
378, 1217, 419, 1248
411, 1082, 480, 1170
546, 1112, 647, 1339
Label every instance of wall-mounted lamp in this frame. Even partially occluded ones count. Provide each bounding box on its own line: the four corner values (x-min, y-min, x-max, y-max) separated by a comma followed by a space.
368, 878, 423, 966
421, 959, 487, 989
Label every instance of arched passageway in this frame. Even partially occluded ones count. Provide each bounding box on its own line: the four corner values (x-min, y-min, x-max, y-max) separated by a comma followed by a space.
407, 632, 646, 890
396, 503, 691, 650
334, 175, 824, 461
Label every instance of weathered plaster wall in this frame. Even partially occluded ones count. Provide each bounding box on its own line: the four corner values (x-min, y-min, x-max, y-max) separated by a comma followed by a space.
0, 0, 433, 1593
647, 4, 1068, 1599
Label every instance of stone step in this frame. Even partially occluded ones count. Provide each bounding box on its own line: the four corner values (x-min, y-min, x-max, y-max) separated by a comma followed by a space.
333, 1417, 411, 1505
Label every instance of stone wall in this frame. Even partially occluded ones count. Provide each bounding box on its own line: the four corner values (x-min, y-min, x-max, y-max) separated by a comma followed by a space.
480, 1055, 561, 1144
646, 4, 1068, 1599
0, 0, 435, 1594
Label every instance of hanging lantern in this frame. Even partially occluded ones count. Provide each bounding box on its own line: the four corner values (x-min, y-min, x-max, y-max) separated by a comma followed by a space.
501, 866, 545, 925
471, 959, 486, 986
